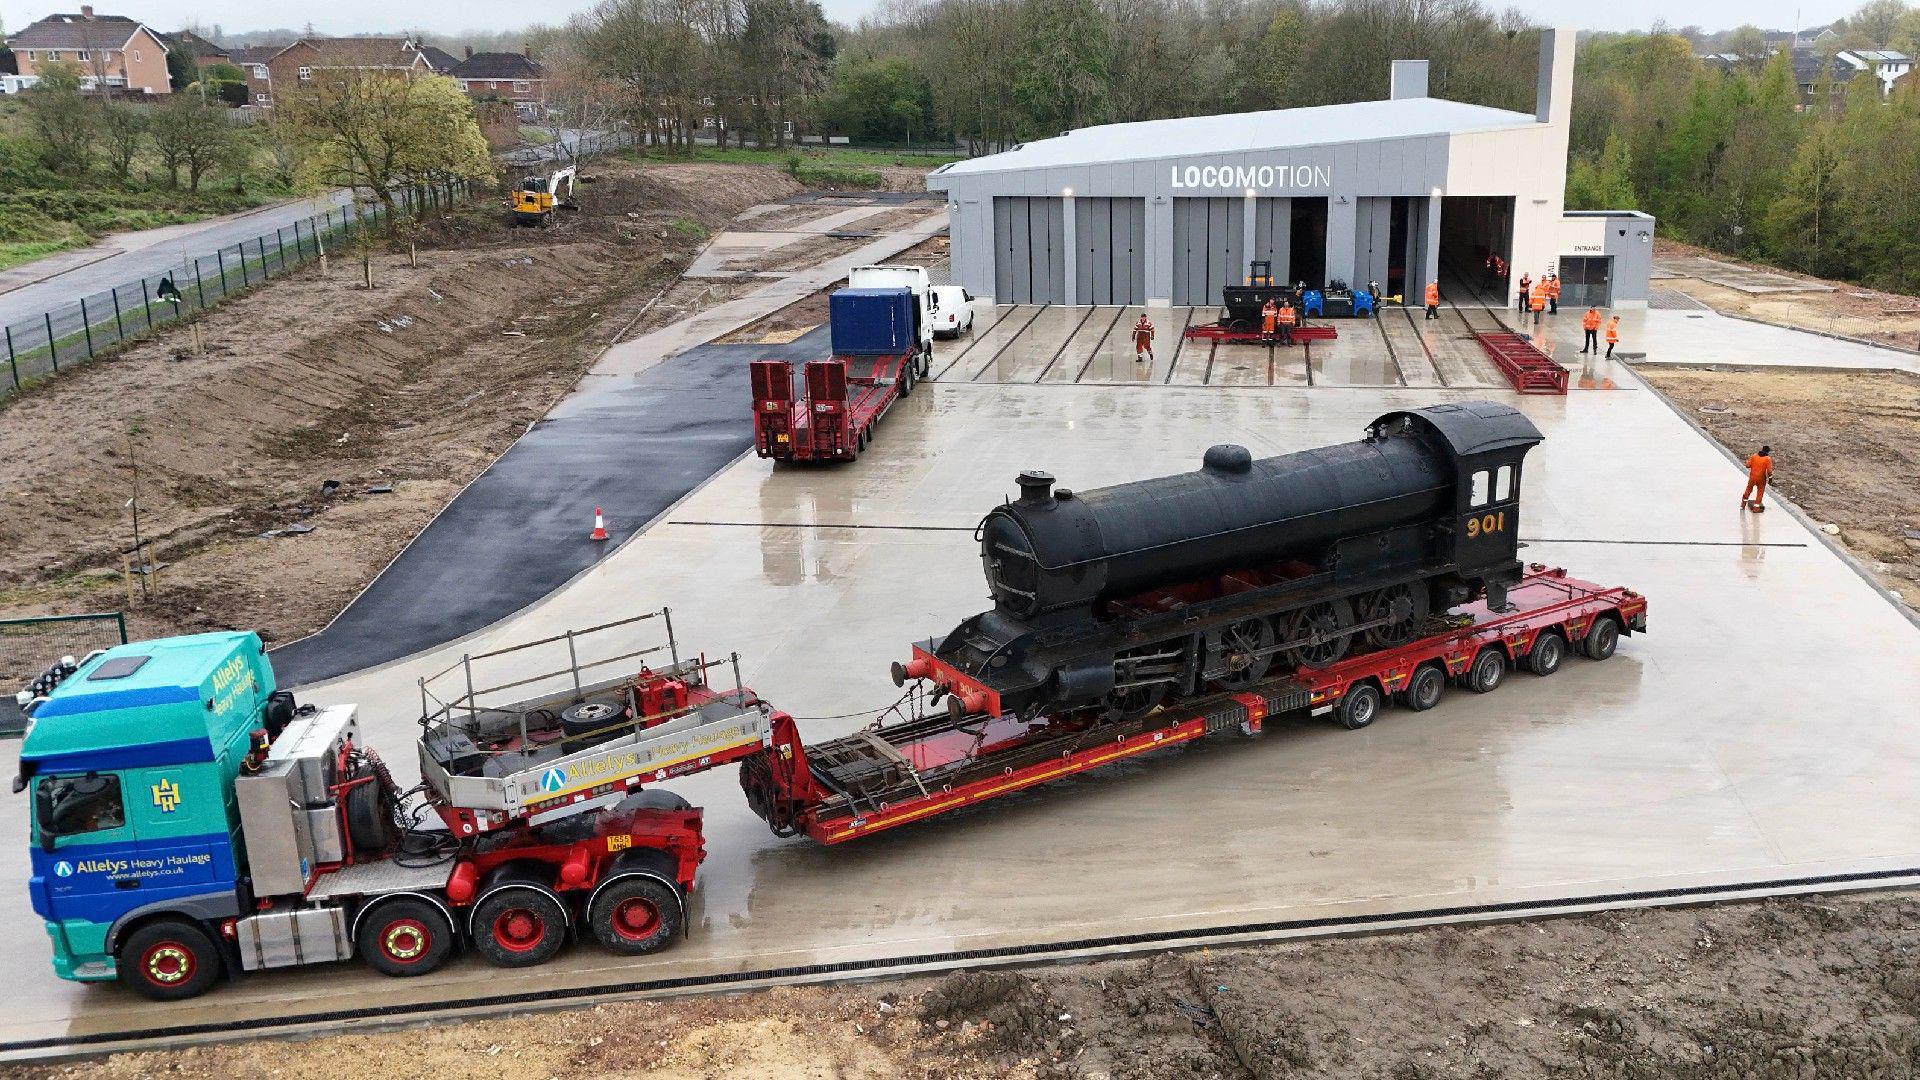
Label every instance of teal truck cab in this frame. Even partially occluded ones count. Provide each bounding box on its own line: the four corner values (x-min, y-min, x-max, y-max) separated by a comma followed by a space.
15, 614, 777, 1000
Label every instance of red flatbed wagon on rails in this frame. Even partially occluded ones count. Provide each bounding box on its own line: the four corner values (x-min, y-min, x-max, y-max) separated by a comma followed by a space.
740, 566, 1646, 844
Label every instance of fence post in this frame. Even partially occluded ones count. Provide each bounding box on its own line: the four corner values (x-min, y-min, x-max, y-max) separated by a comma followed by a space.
5, 326, 18, 391
217, 248, 227, 292
45, 312, 58, 371
111, 287, 125, 341
142, 280, 153, 330
258, 237, 269, 277
194, 260, 206, 308
80, 298, 95, 358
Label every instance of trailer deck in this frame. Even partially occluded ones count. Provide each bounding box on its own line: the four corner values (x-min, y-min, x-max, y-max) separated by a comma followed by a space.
751, 349, 920, 461
749, 566, 1646, 844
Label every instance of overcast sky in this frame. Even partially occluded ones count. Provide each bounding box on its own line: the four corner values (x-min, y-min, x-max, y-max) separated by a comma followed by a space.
5, 0, 1866, 40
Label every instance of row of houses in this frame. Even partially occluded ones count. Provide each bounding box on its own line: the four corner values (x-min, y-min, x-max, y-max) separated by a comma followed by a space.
1697, 44, 1914, 108
3, 7, 547, 115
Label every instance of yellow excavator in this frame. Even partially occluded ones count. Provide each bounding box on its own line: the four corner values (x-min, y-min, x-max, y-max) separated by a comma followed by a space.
511, 164, 577, 226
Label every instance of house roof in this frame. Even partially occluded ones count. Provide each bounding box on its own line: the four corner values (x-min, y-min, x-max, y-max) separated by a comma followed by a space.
935, 97, 1540, 177
1848, 49, 1911, 64
450, 51, 542, 80
8, 12, 163, 51
301, 37, 429, 70
228, 45, 282, 66
415, 44, 460, 72
167, 28, 225, 57
1789, 48, 1859, 84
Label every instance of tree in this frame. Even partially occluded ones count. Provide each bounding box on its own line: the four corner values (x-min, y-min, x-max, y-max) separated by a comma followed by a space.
99, 101, 147, 179
166, 47, 197, 94
1724, 25, 1768, 69
1847, 0, 1908, 45
23, 62, 96, 174
737, 0, 834, 146
149, 97, 243, 190
283, 71, 492, 215
1566, 132, 1637, 210
814, 57, 936, 143
1012, 0, 1112, 137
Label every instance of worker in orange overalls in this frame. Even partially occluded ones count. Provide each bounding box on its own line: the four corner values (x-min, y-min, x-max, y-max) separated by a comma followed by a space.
1545, 273, 1561, 314
1261, 297, 1278, 337
1528, 281, 1547, 325
1132, 312, 1155, 364
1276, 298, 1297, 346
1604, 315, 1621, 359
1423, 280, 1440, 320
1580, 307, 1602, 353
1741, 445, 1773, 512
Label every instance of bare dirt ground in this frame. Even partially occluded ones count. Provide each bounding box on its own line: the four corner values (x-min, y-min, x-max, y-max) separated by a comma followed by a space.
1641, 367, 1920, 607
12, 890, 1920, 1079
0, 160, 802, 677
717, 235, 951, 345
1656, 238, 1920, 352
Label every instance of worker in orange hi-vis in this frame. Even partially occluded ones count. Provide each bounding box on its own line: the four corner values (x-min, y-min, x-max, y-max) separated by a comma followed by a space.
1261, 297, 1279, 336
1545, 273, 1561, 314
1528, 282, 1547, 325
1276, 298, 1297, 346
1604, 314, 1621, 359
1580, 306, 1602, 353
1132, 312, 1156, 364
1423, 280, 1440, 320
1741, 445, 1774, 512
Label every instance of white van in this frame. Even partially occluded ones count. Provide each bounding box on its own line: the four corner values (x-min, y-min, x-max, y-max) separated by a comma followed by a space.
928, 285, 976, 338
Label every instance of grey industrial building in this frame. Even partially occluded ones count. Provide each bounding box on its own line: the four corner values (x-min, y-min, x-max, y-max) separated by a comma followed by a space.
928, 28, 1655, 311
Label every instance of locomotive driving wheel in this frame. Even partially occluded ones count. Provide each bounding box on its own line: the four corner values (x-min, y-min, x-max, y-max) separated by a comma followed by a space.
1357, 584, 1428, 649
1212, 616, 1275, 690
1103, 682, 1167, 722
1281, 598, 1355, 668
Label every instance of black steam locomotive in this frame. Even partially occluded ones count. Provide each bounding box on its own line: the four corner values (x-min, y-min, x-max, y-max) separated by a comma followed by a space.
900, 401, 1543, 721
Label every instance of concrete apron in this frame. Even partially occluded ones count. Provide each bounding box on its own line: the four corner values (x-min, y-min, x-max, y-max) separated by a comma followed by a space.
4, 368, 1917, 1055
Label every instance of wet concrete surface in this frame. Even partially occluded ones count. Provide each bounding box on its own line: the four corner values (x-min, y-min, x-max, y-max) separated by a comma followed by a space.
9, 359, 1918, 1052
269, 327, 830, 687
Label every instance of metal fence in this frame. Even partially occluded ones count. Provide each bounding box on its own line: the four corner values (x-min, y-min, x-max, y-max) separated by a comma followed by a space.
1, 179, 478, 397
0, 612, 128, 736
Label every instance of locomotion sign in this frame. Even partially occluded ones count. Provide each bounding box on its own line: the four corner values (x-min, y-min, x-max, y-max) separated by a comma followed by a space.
1169, 163, 1333, 192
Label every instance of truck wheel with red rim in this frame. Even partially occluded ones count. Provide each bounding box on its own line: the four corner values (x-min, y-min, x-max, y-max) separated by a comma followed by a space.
1400, 664, 1445, 712
588, 877, 681, 955
1336, 681, 1382, 730
472, 888, 567, 968
357, 897, 453, 977
119, 919, 222, 1001
1463, 647, 1506, 694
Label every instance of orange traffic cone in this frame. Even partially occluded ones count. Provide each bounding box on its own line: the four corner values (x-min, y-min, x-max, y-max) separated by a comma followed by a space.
590, 506, 609, 541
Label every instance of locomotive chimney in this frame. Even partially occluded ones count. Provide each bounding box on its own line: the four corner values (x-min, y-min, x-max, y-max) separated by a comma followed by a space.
1015, 470, 1055, 505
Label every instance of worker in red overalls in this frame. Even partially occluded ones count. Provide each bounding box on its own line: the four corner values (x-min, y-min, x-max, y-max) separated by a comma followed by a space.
1261, 297, 1278, 337
1276, 298, 1297, 346
1132, 312, 1155, 364
1423, 280, 1440, 320
1741, 445, 1773, 512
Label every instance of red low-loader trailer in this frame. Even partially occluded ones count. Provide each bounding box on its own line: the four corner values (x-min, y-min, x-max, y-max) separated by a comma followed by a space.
741, 566, 1645, 843
751, 349, 924, 462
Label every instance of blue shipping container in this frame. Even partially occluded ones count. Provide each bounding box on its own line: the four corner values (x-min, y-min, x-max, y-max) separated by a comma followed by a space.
829, 288, 916, 356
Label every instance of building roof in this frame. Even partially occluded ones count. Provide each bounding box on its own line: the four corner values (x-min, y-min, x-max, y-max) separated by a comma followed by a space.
936, 97, 1540, 177
450, 51, 542, 80
7, 11, 163, 51
166, 28, 225, 57
1789, 48, 1858, 85
228, 45, 282, 66
415, 44, 460, 72
303, 37, 429, 69
1847, 49, 1911, 64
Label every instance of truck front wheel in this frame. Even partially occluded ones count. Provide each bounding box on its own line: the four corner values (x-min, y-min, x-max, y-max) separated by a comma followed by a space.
358, 898, 453, 977
588, 877, 682, 955
120, 919, 222, 1001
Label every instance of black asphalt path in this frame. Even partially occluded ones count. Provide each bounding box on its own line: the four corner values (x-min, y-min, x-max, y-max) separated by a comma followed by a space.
269, 325, 834, 687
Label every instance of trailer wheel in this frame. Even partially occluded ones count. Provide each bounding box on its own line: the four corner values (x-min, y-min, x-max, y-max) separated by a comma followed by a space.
1464, 647, 1506, 694
1336, 682, 1382, 730
119, 919, 222, 1001
899, 360, 915, 398
588, 876, 682, 955
1401, 664, 1445, 712
472, 888, 567, 968
358, 898, 453, 978
1581, 616, 1620, 661
1525, 632, 1566, 677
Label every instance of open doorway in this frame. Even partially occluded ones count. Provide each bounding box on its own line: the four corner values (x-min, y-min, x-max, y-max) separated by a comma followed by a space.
1289, 197, 1326, 288
1438, 196, 1514, 304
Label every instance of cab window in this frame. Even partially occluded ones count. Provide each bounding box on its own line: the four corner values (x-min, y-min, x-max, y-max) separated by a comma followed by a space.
1469, 470, 1491, 508
1494, 464, 1513, 501
34, 774, 125, 843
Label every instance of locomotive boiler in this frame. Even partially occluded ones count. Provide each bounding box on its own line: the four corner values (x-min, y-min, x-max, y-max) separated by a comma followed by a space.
894, 401, 1544, 721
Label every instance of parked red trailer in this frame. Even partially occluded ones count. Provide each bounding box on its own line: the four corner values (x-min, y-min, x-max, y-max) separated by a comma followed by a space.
740, 566, 1645, 843
751, 349, 923, 462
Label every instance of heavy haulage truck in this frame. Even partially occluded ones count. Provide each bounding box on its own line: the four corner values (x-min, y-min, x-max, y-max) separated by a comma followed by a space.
15, 404, 1648, 1002
15, 612, 773, 999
